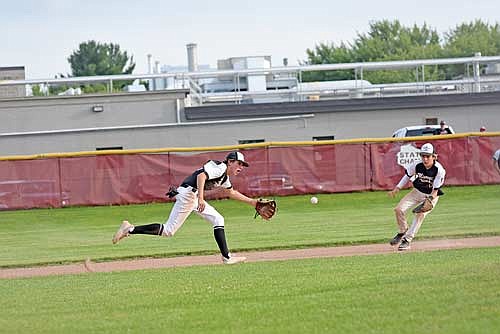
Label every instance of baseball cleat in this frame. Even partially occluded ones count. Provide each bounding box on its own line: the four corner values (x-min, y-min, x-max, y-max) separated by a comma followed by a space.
389, 232, 406, 246
112, 220, 134, 244
398, 238, 411, 251
222, 256, 246, 265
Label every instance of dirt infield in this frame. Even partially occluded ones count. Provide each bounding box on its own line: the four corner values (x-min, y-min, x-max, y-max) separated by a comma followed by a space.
2, 236, 499, 279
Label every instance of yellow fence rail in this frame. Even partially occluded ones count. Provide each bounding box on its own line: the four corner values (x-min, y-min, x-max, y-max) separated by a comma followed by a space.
1, 132, 500, 161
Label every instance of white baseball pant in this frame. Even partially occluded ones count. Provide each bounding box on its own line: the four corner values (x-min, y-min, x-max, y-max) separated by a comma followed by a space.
161, 185, 224, 236
394, 188, 439, 242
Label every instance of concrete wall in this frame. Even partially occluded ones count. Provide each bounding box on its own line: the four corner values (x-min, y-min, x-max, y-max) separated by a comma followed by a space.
0, 90, 187, 155
0, 66, 26, 98
0, 90, 187, 133
1, 90, 500, 156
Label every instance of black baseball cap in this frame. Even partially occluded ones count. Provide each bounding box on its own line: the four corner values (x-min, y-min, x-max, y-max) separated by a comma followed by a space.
226, 151, 249, 167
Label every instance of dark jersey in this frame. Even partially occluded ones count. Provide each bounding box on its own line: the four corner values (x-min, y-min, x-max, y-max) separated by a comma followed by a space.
405, 161, 446, 195
181, 160, 232, 190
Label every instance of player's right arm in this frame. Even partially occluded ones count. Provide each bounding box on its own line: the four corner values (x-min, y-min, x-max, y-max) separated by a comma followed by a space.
225, 188, 258, 207
196, 172, 208, 212
388, 163, 415, 198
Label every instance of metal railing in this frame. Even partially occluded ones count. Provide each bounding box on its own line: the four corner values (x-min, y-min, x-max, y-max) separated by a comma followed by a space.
2, 54, 500, 104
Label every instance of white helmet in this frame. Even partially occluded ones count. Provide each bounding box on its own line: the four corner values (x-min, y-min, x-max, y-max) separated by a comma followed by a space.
420, 143, 435, 155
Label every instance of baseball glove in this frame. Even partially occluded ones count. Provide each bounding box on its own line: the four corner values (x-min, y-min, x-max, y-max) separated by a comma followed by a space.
412, 196, 434, 213
254, 198, 277, 220
166, 186, 179, 198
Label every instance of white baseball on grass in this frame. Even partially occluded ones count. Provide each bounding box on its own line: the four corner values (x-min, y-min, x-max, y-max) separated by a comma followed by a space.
310, 196, 318, 204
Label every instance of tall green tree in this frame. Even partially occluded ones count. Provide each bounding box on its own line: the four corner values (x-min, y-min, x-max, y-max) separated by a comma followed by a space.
353, 20, 444, 83
353, 20, 441, 61
68, 40, 135, 77
302, 42, 354, 82
444, 20, 500, 57
442, 20, 500, 79
303, 20, 444, 83
67, 40, 135, 92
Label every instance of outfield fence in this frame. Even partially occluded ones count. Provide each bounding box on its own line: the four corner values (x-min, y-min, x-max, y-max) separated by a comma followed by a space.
0, 133, 499, 210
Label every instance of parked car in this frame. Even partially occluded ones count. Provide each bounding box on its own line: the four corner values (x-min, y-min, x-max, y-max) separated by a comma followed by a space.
392, 125, 455, 138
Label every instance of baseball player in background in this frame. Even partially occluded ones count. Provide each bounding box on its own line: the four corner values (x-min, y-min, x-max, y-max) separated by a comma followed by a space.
112, 151, 257, 264
493, 149, 500, 175
387, 143, 446, 251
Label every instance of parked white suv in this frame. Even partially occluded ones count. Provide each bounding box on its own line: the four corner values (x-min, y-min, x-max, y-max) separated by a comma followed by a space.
392, 125, 455, 138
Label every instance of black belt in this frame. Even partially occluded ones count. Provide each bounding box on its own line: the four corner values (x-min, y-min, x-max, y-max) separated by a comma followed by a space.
180, 183, 197, 192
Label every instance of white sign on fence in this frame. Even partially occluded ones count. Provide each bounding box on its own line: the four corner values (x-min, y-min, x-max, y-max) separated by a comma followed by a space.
397, 144, 421, 169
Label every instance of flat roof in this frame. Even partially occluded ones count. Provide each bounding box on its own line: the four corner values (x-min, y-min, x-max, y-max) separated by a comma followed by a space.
0, 66, 25, 71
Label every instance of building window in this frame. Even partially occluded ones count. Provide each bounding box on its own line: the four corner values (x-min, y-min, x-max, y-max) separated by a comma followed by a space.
312, 135, 335, 141
96, 146, 123, 151
238, 139, 265, 145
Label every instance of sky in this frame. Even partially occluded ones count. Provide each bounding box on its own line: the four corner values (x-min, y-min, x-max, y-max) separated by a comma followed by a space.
2, 0, 500, 79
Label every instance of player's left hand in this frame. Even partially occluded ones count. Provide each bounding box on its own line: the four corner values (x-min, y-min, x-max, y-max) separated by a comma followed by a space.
197, 199, 206, 212
388, 188, 400, 198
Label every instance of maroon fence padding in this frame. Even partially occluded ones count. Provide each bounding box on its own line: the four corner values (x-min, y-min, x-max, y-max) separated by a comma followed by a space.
1, 136, 499, 210
464, 136, 500, 185
60, 154, 174, 206
370, 136, 500, 189
0, 159, 61, 210
370, 138, 466, 190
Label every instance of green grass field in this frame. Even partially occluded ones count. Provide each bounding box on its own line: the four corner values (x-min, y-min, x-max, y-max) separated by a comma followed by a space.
1, 185, 499, 333
1, 185, 499, 267
1, 248, 499, 333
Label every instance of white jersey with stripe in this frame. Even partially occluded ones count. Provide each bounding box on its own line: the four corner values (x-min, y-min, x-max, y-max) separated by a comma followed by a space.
203, 160, 232, 190
181, 160, 232, 190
